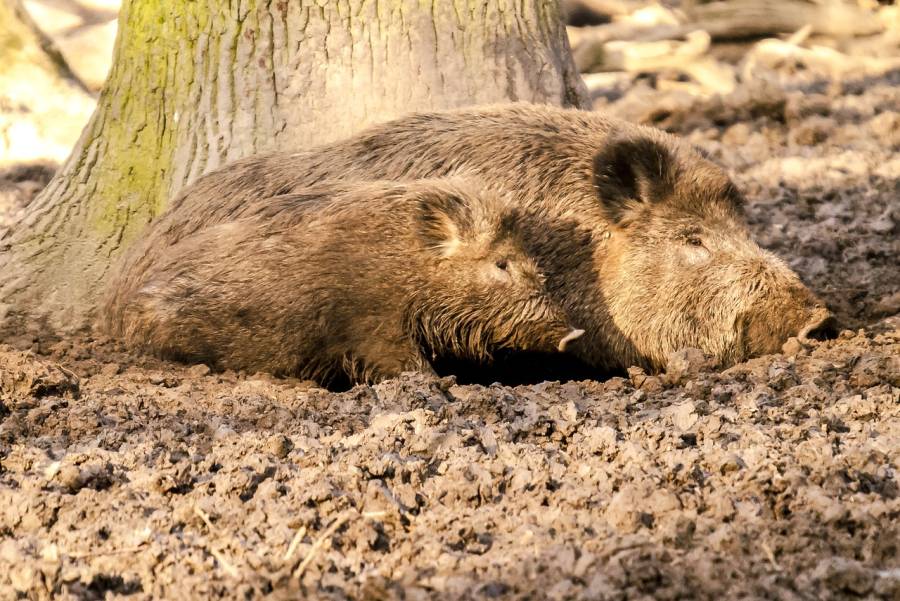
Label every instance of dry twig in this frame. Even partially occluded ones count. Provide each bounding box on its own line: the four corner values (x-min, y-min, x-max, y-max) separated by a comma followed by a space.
293, 512, 353, 580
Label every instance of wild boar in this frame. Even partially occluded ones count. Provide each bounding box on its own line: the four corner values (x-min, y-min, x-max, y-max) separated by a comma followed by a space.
104, 178, 583, 386
110, 103, 835, 375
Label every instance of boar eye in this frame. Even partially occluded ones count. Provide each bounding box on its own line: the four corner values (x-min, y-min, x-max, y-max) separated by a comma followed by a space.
686, 236, 704, 247
495, 258, 509, 271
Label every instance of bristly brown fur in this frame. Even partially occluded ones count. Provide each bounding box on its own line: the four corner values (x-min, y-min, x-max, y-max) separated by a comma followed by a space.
103, 178, 577, 386
104, 103, 833, 373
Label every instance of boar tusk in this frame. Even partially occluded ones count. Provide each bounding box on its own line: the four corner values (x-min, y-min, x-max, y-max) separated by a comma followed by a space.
558, 328, 585, 352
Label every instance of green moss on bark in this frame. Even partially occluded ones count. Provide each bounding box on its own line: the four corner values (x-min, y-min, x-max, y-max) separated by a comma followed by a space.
84, 0, 196, 238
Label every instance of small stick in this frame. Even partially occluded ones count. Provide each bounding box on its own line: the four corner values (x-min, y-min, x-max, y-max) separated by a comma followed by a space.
194, 505, 215, 530
194, 505, 241, 578
283, 526, 308, 561
761, 541, 781, 571
293, 512, 353, 580
362, 511, 388, 520
209, 547, 240, 578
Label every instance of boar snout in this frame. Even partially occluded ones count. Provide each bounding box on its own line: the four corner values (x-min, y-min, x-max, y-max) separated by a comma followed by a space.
737, 264, 837, 360
798, 306, 839, 343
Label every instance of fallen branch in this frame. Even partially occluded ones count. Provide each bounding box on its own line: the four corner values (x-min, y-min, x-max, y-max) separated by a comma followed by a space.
744, 37, 900, 79
569, 22, 685, 71
580, 30, 738, 95
683, 0, 884, 40
601, 30, 711, 71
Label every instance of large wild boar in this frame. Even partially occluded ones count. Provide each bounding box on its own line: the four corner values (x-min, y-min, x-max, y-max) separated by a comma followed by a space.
104, 179, 583, 386
109, 104, 836, 375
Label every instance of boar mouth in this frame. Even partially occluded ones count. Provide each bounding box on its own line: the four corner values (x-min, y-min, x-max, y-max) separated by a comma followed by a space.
798, 308, 839, 342
558, 328, 585, 352
733, 304, 839, 364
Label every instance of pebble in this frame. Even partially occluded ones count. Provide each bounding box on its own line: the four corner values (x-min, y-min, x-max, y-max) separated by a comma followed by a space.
781, 337, 804, 356
188, 364, 211, 377
265, 434, 293, 458
720, 454, 746, 474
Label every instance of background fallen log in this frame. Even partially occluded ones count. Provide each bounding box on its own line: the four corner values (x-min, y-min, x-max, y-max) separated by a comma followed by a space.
683, 0, 885, 40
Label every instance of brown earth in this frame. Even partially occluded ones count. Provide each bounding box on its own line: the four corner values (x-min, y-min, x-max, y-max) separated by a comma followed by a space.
1, 321, 898, 600
1, 58, 899, 601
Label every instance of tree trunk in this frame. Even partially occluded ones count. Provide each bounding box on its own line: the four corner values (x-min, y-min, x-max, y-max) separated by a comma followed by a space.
0, 0, 587, 339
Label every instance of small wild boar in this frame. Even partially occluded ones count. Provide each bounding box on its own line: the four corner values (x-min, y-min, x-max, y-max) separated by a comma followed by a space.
112, 103, 836, 375
104, 179, 583, 385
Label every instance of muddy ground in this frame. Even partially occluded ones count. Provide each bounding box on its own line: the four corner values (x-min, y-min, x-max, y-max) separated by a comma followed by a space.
1, 39, 900, 601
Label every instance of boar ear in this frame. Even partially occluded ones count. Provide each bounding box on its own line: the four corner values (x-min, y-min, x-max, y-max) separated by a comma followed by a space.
415, 190, 472, 257
592, 136, 676, 224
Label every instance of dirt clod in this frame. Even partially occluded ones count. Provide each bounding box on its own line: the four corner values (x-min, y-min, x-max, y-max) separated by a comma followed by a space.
665, 347, 715, 385
0, 346, 79, 399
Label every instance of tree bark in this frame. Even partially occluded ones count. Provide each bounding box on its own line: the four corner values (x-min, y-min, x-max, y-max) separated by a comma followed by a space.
0, 0, 587, 338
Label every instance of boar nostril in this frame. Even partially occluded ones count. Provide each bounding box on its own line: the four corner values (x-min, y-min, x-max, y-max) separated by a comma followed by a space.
799, 309, 839, 342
